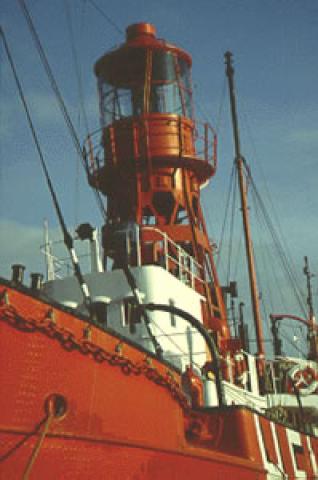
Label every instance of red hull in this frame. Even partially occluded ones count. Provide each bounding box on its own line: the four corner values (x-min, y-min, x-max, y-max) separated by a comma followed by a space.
1, 282, 317, 479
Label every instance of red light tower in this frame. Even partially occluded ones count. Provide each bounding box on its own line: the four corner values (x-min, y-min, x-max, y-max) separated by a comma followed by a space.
86, 23, 229, 343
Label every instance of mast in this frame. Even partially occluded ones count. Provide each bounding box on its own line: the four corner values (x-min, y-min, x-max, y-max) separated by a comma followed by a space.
225, 52, 265, 369
43, 219, 55, 281
303, 256, 318, 360
304, 256, 314, 321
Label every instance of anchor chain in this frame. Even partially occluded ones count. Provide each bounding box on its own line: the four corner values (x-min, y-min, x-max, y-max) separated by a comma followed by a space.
0, 299, 189, 411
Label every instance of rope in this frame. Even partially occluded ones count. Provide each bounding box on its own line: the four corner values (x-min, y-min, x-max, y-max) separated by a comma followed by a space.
247, 171, 307, 317
215, 76, 226, 134
22, 412, 54, 480
17, 0, 106, 219
64, 0, 90, 226
232, 231, 243, 280
64, 0, 90, 135
149, 318, 202, 371
234, 92, 306, 316
85, 0, 123, 36
121, 263, 163, 358
0, 416, 47, 463
0, 27, 93, 314
216, 162, 236, 270
280, 329, 306, 357
226, 162, 238, 285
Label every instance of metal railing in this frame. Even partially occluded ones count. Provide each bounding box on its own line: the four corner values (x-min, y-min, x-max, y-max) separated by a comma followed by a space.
83, 117, 218, 176
41, 238, 91, 281
141, 226, 205, 290
194, 120, 217, 173
83, 128, 104, 176
40, 226, 205, 295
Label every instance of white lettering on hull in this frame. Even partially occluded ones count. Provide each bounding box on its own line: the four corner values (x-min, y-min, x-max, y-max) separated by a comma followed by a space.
306, 436, 317, 476
270, 421, 284, 476
254, 414, 284, 479
254, 413, 318, 479
286, 429, 306, 479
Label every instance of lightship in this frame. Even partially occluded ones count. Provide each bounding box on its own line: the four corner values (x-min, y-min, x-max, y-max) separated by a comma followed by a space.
1, 20, 317, 479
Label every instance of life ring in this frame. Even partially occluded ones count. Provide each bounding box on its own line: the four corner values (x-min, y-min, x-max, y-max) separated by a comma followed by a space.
287, 365, 318, 396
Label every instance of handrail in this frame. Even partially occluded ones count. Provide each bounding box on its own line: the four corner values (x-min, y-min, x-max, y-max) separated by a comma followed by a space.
83, 129, 104, 175
40, 225, 204, 290
194, 120, 217, 172
270, 313, 318, 331
142, 226, 205, 289
40, 239, 91, 280
83, 117, 218, 176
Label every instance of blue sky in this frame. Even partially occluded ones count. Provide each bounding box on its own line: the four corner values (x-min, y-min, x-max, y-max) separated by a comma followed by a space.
1, 0, 318, 355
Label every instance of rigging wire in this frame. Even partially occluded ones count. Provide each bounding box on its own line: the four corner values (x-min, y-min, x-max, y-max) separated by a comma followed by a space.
297, 322, 307, 345
231, 228, 242, 280
250, 181, 294, 317
194, 75, 226, 135
214, 76, 226, 134
239, 161, 309, 355
249, 217, 272, 348
194, 75, 228, 263
0, 26, 92, 312
226, 162, 238, 285
64, 0, 90, 135
280, 328, 306, 358
120, 263, 163, 358
216, 152, 309, 356
64, 0, 90, 226
18, 0, 106, 220
85, 0, 123, 36
247, 169, 307, 317
239, 102, 306, 309
215, 55, 309, 357
193, 83, 212, 126
250, 186, 277, 314
195, 77, 227, 263
216, 162, 236, 270
227, 84, 309, 352
148, 318, 203, 371
215, 150, 308, 354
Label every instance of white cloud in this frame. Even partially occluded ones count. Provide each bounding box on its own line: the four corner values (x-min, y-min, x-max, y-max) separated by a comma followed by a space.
0, 220, 95, 282
0, 220, 59, 281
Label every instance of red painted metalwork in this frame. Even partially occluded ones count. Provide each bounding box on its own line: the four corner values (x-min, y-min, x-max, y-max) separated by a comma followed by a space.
0, 284, 266, 479
2, 22, 318, 480
270, 313, 318, 332
86, 23, 229, 342
181, 365, 204, 407
1, 282, 318, 477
